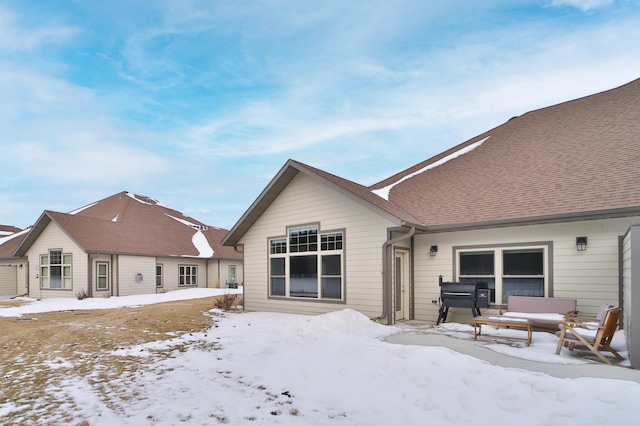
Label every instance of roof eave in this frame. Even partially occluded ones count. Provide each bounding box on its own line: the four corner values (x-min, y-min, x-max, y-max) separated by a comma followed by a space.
222, 160, 426, 246
13, 212, 52, 257
222, 160, 300, 247
421, 207, 640, 233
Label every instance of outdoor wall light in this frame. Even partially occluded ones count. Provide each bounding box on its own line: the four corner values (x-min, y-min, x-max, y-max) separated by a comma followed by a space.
576, 236, 588, 251
135, 273, 144, 282
430, 245, 438, 256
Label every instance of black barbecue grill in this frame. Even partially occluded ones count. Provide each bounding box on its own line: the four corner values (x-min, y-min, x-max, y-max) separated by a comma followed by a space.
436, 280, 489, 324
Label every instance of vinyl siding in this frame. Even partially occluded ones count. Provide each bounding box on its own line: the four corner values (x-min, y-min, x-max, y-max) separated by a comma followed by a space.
91, 254, 113, 296
24, 222, 87, 298
414, 216, 638, 324
622, 225, 640, 368
157, 257, 208, 292
116, 255, 156, 296
214, 259, 243, 288
240, 173, 395, 319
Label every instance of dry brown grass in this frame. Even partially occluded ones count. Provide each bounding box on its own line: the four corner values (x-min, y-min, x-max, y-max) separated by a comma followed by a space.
0, 294, 243, 424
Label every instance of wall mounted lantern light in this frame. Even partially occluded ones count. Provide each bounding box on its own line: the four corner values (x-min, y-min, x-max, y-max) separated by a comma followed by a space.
430, 245, 438, 256
576, 236, 588, 251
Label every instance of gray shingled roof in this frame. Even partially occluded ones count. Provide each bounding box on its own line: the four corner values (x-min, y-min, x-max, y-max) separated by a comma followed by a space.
14, 192, 241, 260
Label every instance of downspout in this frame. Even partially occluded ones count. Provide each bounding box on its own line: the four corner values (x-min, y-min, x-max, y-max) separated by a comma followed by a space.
87, 253, 93, 297
111, 254, 115, 297
235, 244, 245, 301
380, 226, 416, 325
206, 258, 210, 289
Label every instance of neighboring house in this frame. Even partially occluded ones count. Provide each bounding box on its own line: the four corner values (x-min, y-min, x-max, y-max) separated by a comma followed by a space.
221, 77, 640, 349
0, 225, 29, 296
11, 192, 242, 299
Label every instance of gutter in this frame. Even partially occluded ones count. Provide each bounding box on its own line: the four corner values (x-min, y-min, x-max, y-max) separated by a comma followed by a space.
423, 206, 640, 233
379, 226, 416, 325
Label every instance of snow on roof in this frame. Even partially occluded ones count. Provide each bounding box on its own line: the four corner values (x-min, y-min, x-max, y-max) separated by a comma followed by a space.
191, 230, 215, 258
372, 136, 489, 200
0, 228, 30, 246
165, 214, 215, 257
68, 202, 99, 215
126, 191, 173, 210
165, 214, 208, 231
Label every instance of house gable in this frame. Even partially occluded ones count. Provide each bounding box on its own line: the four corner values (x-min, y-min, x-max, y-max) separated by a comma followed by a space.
223, 159, 424, 247
239, 171, 400, 319
22, 219, 88, 298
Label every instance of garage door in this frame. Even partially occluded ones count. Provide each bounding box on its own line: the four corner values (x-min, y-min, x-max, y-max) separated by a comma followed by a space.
0, 265, 18, 296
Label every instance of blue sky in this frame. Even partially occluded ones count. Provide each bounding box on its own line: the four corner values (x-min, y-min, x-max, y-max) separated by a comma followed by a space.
1, 0, 640, 230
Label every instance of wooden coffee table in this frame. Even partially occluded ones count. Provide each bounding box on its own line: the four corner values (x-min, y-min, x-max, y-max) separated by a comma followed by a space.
473, 316, 534, 346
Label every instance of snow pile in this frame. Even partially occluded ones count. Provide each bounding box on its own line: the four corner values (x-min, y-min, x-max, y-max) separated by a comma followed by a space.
0, 288, 240, 317
2, 293, 639, 425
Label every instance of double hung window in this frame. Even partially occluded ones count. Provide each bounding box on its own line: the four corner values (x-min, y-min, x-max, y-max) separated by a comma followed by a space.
179, 265, 197, 286
156, 264, 163, 288
40, 249, 72, 289
269, 226, 344, 300
457, 245, 547, 304
96, 262, 109, 290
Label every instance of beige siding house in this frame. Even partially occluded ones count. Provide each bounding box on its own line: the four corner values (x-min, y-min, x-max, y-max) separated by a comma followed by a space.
222, 76, 640, 359
11, 192, 243, 299
0, 226, 28, 297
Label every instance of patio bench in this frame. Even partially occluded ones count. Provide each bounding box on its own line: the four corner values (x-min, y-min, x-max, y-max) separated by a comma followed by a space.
498, 296, 578, 329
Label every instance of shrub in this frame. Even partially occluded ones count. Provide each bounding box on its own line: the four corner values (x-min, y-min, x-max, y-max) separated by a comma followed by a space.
214, 293, 240, 311
76, 289, 89, 300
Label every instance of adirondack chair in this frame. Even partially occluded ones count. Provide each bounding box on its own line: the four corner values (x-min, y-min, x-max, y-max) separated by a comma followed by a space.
555, 307, 623, 364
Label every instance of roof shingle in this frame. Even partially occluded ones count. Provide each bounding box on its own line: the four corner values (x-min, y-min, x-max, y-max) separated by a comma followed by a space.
14, 192, 241, 260
370, 77, 640, 229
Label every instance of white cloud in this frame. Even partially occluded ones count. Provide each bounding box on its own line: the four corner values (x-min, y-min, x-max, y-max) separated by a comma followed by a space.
0, 6, 77, 51
8, 137, 171, 185
550, 0, 615, 11
0, 69, 94, 117
180, 11, 640, 166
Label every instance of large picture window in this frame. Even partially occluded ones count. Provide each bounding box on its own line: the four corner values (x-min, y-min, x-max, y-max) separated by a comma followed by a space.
458, 245, 547, 304
40, 249, 72, 290
268, 226, 344, 300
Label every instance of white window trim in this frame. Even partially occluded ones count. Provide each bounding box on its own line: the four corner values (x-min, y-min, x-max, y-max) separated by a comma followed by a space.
228, 265, 237, 284
96, 261, 109, 291
268, 224, 345, 302
40, 249, 73, 290
453, 242, 552, 305
156, 264, 164, 288
179, 264, 198, 287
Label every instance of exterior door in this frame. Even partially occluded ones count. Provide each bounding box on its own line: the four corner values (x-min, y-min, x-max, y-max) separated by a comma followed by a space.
394, 250, 410, 321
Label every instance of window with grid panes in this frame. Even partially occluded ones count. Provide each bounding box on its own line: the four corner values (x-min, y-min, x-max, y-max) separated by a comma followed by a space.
268, 226, 344, 300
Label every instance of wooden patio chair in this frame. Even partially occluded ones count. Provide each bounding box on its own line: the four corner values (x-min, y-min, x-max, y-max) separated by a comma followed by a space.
555, 307, 623, 365
563, 303, 614, 328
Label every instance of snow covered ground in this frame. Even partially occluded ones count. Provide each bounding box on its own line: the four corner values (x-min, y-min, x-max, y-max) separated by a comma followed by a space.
1, 289, 639, 425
